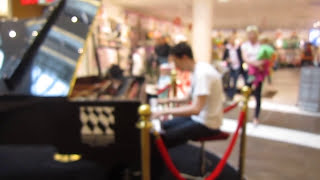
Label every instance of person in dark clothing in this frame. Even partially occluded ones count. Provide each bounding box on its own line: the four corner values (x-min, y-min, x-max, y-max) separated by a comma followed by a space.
223, 35, 248, 99
155, 36, 171, 65
301, 42, 314, 66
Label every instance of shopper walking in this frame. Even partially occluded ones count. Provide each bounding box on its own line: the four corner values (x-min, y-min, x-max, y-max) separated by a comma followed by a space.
301, 42, 314, 67
155, 36, 171, 65
241, 26, 264, 125
223, 35, 245, 100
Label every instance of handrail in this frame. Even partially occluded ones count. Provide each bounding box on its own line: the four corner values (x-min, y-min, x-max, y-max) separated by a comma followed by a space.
137, 104, 152, 180
238, 86, 251, 180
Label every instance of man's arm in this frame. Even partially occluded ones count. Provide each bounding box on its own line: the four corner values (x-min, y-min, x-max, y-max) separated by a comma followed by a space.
157, 96, 191, 104
153, 95, 207, 118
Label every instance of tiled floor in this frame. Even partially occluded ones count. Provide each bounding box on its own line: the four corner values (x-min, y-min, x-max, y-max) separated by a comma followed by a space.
265, 68, 301, 105
201, 68, 320, 180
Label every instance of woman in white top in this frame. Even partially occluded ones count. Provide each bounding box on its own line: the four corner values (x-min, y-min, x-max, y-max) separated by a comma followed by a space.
241, 26, 265, 125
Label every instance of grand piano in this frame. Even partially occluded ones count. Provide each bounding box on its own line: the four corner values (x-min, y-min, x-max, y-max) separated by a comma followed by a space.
0, 0, 144, 179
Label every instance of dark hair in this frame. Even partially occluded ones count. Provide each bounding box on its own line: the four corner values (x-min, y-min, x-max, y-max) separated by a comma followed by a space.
107, 65, 123, 80
169, 42, 193, 59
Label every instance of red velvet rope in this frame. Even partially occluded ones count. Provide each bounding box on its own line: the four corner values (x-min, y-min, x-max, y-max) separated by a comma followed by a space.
205, 111, 246, 180
223, 102, 239, 113
157, 84, 171, 95
155, 137, 186, 180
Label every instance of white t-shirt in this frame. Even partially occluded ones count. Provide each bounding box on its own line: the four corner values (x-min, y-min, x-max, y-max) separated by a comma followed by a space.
191, 62, 224, 129
241, 41, 260, 62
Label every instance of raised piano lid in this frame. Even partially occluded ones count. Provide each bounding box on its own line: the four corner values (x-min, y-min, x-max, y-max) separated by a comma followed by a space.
0, 0, 100, 97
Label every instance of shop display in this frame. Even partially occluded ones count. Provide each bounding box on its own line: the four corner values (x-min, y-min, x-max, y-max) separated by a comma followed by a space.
74, 1, 192, 102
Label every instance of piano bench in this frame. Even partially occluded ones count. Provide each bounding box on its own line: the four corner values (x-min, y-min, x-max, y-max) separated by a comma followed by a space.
193, 131, 230, 176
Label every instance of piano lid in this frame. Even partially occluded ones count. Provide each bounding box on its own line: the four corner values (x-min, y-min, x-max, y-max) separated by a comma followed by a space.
0, 0, 100, 97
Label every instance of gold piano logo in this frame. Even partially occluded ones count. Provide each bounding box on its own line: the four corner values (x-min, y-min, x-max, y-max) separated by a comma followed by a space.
80, 106, 115, 147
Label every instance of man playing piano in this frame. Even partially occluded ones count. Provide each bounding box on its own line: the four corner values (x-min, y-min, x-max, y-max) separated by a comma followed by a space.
152, 42, 224, 147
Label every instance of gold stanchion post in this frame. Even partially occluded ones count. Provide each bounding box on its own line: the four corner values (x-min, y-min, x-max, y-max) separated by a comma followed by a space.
137, 104, 152, 180
171, 69, 177, 98
239, 86, 251, 180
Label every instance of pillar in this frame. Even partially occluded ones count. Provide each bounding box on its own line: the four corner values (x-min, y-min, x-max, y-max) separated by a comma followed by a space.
192, 0, 213, 63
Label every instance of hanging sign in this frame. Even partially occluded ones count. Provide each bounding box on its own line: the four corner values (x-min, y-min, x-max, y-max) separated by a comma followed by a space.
21, 0, 55, 5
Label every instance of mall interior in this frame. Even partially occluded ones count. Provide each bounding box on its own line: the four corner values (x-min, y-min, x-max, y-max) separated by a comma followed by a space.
0, 0, 319, 180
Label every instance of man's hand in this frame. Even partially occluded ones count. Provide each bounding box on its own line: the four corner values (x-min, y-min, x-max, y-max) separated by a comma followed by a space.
151, 111, 164, 120
157, 96, 191, 105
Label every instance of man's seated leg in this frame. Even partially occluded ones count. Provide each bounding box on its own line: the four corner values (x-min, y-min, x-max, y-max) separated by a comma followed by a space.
162, 117, 221, 148
162, 117, 187, 131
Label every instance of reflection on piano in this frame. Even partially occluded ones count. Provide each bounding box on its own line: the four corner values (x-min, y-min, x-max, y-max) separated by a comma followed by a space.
70, 64, 146, 101
70, 76, 145, 101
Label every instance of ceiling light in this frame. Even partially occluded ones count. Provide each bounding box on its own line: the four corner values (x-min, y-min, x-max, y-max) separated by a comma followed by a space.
71, 16, 78, 23
32, 31, 38, 37
276, 39, 283, 48
9, 30, 16, 38
78, 48, 83, 54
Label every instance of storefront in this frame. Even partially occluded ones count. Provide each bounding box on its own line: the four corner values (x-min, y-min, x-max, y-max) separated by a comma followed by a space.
76, 0, 192, 98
